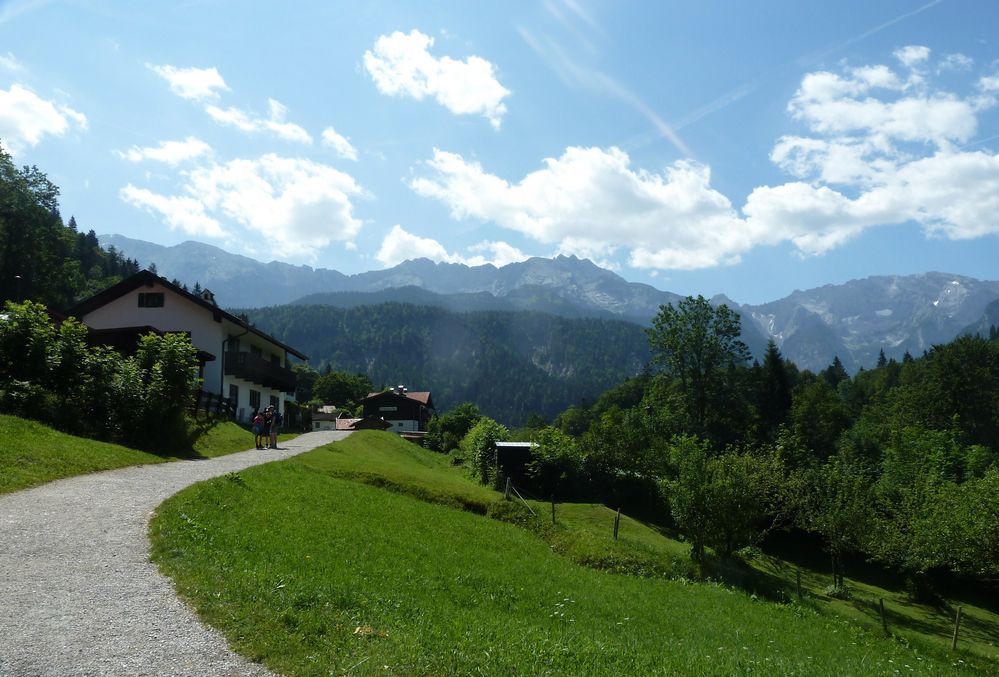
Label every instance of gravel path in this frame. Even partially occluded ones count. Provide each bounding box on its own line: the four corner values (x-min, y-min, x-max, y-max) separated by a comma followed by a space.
0, 430, 351, 677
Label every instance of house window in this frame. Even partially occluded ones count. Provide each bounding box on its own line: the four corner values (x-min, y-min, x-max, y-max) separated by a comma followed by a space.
314, 421, 320, 430
250, 345, 262, 357
138, 292, 164, 308
269, 395, 279, 409
228, 384, 239, 406
250, 389, 260, 411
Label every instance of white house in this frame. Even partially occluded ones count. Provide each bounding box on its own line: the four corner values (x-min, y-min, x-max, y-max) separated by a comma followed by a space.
69, 270, 308, 422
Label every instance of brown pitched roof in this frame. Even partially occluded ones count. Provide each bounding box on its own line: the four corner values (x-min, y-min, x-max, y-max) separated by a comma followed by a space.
68, 270, 308, 360
364, 390, 433, 406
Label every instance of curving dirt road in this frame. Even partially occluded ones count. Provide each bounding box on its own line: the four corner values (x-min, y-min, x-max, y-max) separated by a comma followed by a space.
0, 430, 350, 677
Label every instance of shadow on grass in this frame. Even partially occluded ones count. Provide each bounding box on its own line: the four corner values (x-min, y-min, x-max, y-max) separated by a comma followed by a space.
147, 414, 239, 460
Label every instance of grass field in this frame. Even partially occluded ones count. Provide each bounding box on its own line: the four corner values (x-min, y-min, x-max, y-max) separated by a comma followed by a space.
0, 414, 167, 494
0, 414, 296, 494
150, 431, 989, 675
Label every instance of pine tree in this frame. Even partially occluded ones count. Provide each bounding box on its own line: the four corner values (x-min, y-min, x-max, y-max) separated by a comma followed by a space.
757, 340, 792, 439
822, 356, 849, 387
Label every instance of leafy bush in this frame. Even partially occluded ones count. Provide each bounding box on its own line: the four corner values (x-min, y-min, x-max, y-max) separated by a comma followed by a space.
461, 416, 509, 487
526, 426, 583, 498
0, 300, 198, 451
664, 435, 778, 565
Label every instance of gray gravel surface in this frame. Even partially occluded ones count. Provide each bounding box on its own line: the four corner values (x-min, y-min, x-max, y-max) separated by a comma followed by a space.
0, 430, 351, 677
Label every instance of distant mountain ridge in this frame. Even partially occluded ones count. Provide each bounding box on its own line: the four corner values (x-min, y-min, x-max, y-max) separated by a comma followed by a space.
102, 235, 999, 373
101, 234, 679, 320
739, 273, 999, 372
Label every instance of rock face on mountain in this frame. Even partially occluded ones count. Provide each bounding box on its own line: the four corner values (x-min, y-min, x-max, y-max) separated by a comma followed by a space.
103, 235, 999, 374
741, 273, 999, 372
962, 298, 999, 339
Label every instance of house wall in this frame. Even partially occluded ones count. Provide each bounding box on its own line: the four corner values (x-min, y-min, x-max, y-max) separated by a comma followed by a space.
80, 281, 226, 391
79, 281, 294, 421
221, 332, 294, 421
385, 419, 419, 432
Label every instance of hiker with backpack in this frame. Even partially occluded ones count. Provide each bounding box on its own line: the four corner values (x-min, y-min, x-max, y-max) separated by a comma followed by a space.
268, 406, 282, 449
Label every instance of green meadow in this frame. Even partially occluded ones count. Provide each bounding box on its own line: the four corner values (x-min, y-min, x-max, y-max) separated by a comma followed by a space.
0, 414, 292, 494
150, 431, 992, 675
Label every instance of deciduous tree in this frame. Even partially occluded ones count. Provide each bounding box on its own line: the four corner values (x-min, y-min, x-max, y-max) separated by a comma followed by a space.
647, 295, 749, 439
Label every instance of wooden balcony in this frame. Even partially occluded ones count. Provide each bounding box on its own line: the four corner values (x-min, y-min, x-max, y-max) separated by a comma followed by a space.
224, 351, 296, 392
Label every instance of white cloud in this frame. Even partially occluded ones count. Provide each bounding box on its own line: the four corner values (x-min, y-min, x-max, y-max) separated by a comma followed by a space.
0, 84, 87, 154
376, 225, 529, 268
411, 48, 999, 271
173, 155, 363, 256
770, 135, 897, 187
377, 225, 454, 267
893, 45, 931, 68
364, 29, 510, 129
789, 69, 979, 144
979, 74, 999, 93
895, 150, 999, 239
412, 146, 749, 270
321, 126, 358, 160
465, 240, 531, 267
120, 184, 226, 237
116, 137, 212, 165
745, 52, 999, 257
0, 51, 22, 71
205, 98, 312, 143
939, 53, 973, 72
148, 64, 229, 101
743, 149, 999, 254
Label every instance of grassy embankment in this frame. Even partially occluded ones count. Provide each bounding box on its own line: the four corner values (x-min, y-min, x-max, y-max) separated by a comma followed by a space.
0, 414, 296, 495
150, 430, 991, 675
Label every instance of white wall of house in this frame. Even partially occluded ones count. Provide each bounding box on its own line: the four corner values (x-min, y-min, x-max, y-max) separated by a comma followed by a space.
224, 376, 288, 421
385, 419, 418, 432
80, 281, 227, 390
79, 281, 295, 422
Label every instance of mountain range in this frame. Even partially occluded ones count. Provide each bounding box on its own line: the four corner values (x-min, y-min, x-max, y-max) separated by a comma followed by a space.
102, 234, 999, 373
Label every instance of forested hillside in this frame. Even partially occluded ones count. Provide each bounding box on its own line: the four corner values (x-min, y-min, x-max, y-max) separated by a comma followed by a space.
0, 145, 139, 308
516, 296, 999, 596
243, 303, 651, 424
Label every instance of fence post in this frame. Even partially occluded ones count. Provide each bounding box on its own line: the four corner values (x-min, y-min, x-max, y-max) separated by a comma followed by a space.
952, 606, 963, 650
613, 508, 621, 540
504, 477, 511, 501
879, 598, 888, 635
551, 494, 556, 525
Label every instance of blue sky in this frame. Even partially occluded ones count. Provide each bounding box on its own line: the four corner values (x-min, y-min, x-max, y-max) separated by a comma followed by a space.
1, 0, 998, 303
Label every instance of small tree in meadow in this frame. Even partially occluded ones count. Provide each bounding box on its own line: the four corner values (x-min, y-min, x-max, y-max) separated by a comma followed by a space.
462, 417, 509, 487
526, 426, 583, 498
664, 435, 776, 567
800, 451, 872, 591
